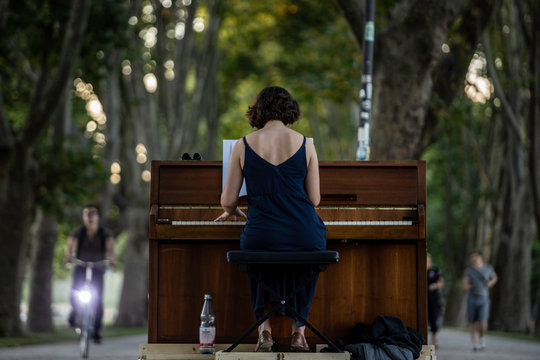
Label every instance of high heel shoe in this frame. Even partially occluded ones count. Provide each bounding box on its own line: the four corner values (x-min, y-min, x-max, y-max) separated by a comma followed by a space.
290, 332, 310, 352
254, 330, 273, 352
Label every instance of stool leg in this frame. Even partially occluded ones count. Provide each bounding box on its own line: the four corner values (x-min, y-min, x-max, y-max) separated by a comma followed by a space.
282, 303, 343, 353
223, 302, 281, 352
259, 268, 342, 353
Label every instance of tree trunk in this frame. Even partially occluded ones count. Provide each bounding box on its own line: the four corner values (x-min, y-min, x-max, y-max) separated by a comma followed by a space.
489, 127, 534, 332
420, 0, 497, 154
335, 0, 497, 159
0, 147, 35, 336
100, 51, 123, 222
371, 0, 463, 160
530, 0, 540, 337
440, 138, 468, 327
26, 71, 73, 334
114, 206, 148, 326
27, 212, 57, 333
483, 0, 536, 333
0, 0, 91, 336
113, 125, 149, 325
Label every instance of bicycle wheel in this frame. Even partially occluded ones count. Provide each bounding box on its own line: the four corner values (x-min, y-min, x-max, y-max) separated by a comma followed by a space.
80, 307, 90, 358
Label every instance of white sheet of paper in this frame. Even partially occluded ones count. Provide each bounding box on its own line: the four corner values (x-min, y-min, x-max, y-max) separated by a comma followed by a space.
222, 139, 247, 197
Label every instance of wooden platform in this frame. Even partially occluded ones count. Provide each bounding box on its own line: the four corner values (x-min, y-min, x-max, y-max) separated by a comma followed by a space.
137, 344, 436, 360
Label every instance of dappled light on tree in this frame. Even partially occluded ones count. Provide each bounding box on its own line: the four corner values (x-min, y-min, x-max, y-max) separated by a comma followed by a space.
110, 161, 121, 185
160, 0, 173, 8
464, 53, 493, 104
122, 60, 132, 76
128, 16, 138, 26
136, 143, 148, 164
142, 170, 152, 182
441, 43, 450, 53
93, 132, 106, 147
136, 143, 149, 181
174, 22, 186, 39
140, 26, 158, 48
74, 78, 107, 148
86, 121, 97, 132
144, 73, 158, 93
193, 17, 205, 32
164, 60, 175, 80
141, 4, 156, 24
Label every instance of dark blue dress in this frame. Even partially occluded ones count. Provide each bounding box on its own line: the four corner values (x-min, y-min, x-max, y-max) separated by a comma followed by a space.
240, 136, 326, 326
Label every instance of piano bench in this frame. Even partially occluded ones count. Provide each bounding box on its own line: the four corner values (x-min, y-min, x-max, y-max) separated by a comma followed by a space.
225, 250, 342, 353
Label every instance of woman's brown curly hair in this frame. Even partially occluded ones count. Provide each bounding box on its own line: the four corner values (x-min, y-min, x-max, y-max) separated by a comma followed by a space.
246, 86, 301, 129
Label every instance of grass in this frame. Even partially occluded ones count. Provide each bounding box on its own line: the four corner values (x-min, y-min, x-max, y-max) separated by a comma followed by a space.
0, 325, 147, 348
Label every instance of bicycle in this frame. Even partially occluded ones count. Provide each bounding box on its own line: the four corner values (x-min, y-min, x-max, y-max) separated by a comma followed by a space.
72, 258, 110, 358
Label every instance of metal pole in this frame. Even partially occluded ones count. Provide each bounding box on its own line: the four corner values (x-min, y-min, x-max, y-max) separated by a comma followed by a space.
356, 0, 375, 160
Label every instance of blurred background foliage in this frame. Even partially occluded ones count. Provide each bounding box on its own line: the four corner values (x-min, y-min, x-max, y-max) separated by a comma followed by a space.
0, 0, 539, 338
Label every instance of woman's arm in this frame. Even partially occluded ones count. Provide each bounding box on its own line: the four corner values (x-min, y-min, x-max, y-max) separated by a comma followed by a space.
215, 140, 247, 221
304, 139, 321, 206
429, 275, 444, 291
106, 236, 117, 267
65, 236, 77, 263
486, 271, 498, 288
463, 276, 472, 291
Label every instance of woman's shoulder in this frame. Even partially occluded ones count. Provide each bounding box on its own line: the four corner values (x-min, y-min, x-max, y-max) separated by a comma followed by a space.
231, 137, 245, 155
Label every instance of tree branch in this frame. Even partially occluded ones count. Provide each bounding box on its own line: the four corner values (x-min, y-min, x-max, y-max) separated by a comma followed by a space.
21, 0, 91, 148
0, 77, 14, 154
0, 49, 39, 84
419, 0, 497, 155
334, 0, 365, 50
481, 32, 525, 144
515, 0, 532, 47
0, 0, 9, 28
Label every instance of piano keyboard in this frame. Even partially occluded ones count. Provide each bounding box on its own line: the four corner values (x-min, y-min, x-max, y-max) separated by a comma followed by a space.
166, 220, 413, 226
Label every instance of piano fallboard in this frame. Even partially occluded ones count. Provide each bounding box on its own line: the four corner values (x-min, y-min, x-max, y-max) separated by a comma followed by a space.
152, 223, 421, 240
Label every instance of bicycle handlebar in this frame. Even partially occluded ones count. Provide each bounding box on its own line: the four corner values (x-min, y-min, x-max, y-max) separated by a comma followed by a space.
73, 258, 111, 270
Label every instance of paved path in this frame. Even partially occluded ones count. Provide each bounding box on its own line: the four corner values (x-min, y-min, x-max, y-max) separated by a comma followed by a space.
1, 328, 539, 359
434, 327, 540, 360
0, 333, 147, 360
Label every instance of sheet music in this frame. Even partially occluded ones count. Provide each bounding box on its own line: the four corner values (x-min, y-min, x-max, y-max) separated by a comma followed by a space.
222, 139, 248, 197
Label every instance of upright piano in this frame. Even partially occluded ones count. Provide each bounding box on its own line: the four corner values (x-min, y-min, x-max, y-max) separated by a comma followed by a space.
148, 161, 427, 345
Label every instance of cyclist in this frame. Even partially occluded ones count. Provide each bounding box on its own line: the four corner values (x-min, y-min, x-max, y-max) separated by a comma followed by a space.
65, 204, 116, 344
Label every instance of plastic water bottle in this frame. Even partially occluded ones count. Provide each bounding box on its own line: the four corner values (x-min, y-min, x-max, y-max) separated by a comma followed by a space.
199, 294, 216, 354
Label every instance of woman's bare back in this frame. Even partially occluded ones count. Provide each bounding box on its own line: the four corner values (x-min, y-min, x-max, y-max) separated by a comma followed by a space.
244, 121, 304, 166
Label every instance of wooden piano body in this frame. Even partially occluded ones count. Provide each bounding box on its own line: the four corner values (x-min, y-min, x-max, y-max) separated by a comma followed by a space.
148, 161, 427, 345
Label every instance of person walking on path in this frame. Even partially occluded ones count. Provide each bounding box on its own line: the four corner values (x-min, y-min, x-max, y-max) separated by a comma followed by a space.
427, 253, 444, 348
464, 249, 497, 351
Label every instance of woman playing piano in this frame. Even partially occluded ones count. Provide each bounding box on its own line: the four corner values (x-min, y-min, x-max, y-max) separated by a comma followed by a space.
215, 86, 326, 352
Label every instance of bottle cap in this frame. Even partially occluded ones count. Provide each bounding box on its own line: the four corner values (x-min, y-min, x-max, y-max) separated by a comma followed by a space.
204, 294, 212, 300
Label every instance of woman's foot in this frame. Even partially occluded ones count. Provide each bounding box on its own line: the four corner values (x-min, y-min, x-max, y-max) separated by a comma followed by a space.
290, 332, 310, 352
254, 330, 273, 352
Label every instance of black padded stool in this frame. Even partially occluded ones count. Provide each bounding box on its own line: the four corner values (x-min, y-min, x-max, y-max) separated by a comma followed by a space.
225, 250, 342, 352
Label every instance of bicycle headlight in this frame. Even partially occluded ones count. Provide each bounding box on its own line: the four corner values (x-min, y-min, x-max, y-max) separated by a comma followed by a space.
77, 289, 92, 304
